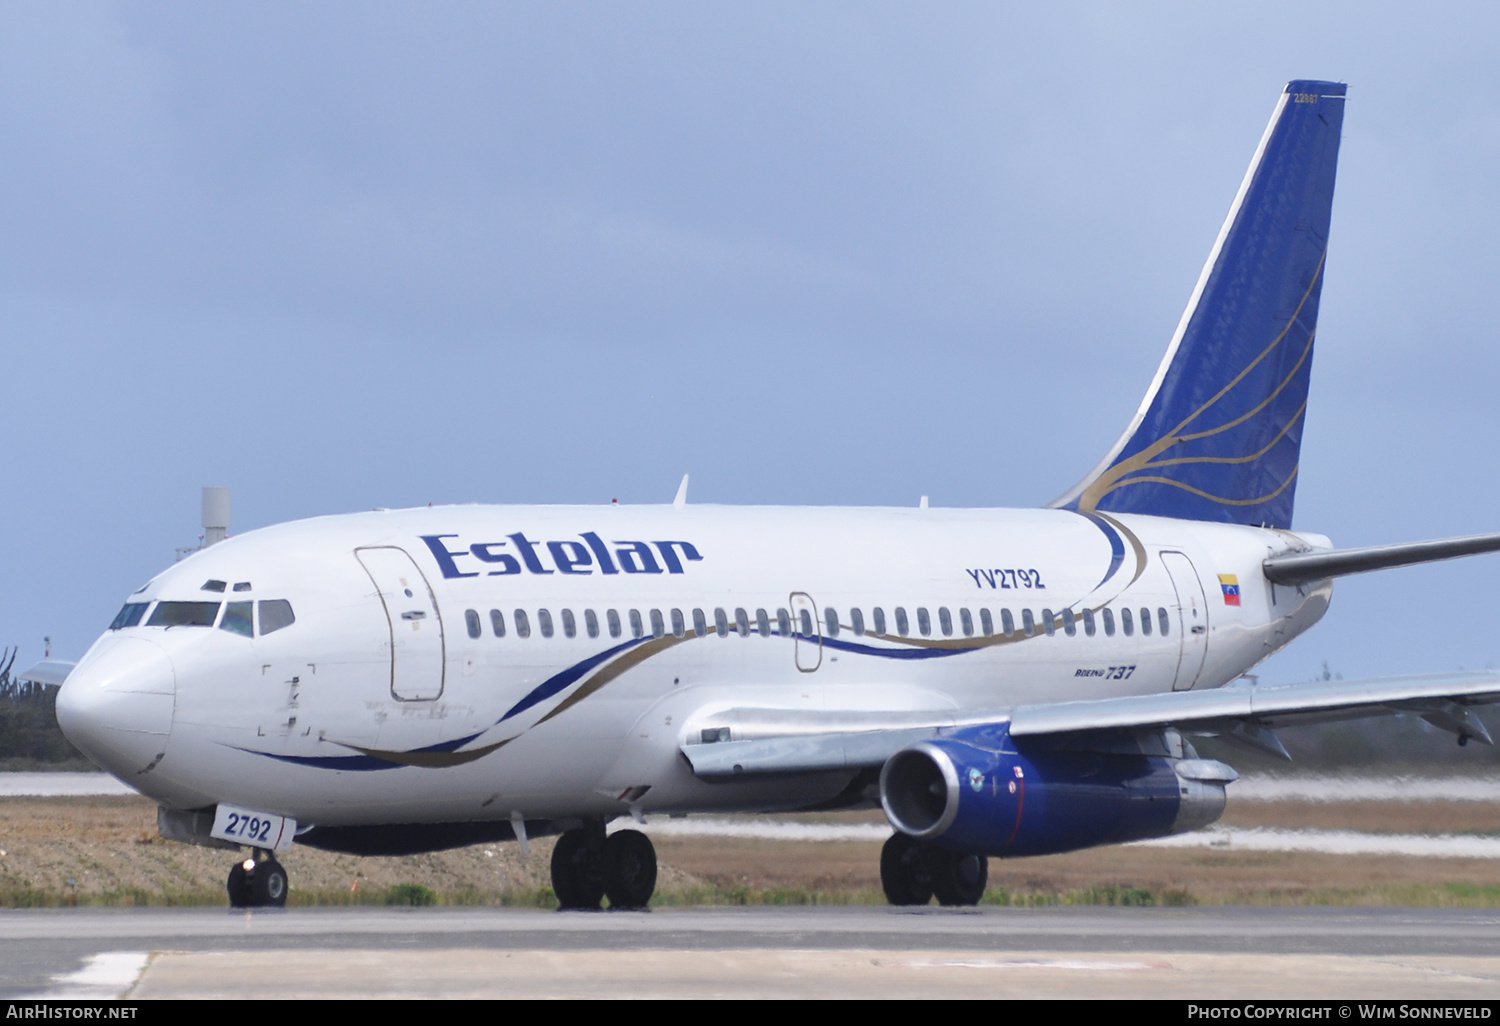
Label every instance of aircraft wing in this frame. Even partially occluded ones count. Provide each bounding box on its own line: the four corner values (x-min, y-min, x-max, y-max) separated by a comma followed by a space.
680, 671, 1500, 779
18, 660, 76, 686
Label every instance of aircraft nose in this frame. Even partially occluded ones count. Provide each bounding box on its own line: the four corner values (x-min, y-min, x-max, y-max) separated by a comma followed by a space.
55, 636, 176, 778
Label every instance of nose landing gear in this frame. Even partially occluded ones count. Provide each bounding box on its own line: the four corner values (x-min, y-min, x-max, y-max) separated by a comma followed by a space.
227, 850, 289, 908
550, 822, 658, 909
880, 833, 987, 907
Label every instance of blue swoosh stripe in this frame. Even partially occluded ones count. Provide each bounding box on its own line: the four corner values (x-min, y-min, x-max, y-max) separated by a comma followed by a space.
820, 635, 972, 660
499, 635, 649, 722
231, 747, 403, 771
412, 731, 485, 753
1080, 511, 1126, 590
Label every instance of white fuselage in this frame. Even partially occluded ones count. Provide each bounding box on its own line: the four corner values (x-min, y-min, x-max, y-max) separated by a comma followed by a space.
57, 504, 1331, 827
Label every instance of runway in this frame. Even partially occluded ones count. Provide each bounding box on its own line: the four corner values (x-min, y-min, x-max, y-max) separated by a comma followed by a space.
5, 906, 1500, 999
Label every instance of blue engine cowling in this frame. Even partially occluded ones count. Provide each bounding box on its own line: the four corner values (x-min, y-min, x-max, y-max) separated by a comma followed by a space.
879, 725, 1235, 857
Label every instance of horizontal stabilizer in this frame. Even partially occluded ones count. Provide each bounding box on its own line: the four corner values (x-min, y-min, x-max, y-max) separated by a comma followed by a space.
19, 660, 75, 686
1263, 531, 1500, 585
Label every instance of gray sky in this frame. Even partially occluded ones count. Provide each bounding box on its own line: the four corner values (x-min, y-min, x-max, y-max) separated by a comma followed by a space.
3, 2, 1498, 687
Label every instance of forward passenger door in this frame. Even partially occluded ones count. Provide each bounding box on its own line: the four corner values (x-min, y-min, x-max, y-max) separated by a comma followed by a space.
356, 546, 446, 701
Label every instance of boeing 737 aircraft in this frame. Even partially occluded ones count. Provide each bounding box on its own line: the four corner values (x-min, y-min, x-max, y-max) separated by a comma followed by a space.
31, 80, 1500, 909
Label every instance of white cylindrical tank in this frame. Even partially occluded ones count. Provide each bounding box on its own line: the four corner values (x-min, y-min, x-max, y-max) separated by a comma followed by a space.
202, 486, 230, 546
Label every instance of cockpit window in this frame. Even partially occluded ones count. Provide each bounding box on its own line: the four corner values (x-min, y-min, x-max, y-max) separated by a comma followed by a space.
219, 602, 253, 637
109, 603, 150, 630
147, 601, 221, 628
258, 600, 296, 635
232, 582, 252, 592
201, 580, 227, 593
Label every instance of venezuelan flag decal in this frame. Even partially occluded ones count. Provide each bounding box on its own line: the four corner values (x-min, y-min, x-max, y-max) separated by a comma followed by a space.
1218, 574, 1241, 606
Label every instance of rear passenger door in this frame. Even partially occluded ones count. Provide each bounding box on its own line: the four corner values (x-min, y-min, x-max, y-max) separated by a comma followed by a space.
1160, 551, 1208, 692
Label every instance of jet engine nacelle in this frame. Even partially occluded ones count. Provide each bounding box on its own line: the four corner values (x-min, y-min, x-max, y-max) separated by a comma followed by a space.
879, 727, 1235, 857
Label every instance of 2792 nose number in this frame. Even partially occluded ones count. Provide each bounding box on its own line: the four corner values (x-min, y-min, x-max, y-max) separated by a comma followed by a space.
210, 802, 297, 852
222, 812, 274, 843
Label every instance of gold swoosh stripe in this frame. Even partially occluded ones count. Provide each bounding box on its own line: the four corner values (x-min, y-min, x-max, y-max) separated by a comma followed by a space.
1107, 464, 1300, 507
344, 738, 513, 768
1167, 250, 1326, 438
1140, 400, 1306, 469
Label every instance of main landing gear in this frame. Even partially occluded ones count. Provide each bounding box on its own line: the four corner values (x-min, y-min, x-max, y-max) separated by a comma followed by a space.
550, 822, 658, 910
227, 849, 289, 908
880, 833, 987, 907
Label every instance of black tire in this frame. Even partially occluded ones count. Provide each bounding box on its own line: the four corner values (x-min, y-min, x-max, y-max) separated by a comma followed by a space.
551, 828, 605, 910
227, 861, 252, 908
879, 833, 933, 906
603, 829, 658, 909
251, 858, 289, 908
929, 848, 988, 907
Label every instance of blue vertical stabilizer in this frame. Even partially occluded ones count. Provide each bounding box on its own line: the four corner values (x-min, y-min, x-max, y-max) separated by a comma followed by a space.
1054, 81, 1345, 529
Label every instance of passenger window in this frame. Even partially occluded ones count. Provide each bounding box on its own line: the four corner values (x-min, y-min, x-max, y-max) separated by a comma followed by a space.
938, 607, 953, 637
1021, 609, 1035, 637
465, 609, 481, 639
756, 608, 770, 637
650, 609, 665, 638
1001, 609, 1015, 636
259, 600, 296, 635
148, 601, 221, 628
1139, 607, 1152, 636
561, 609, 577, 638
691, 608, 707, 637
917, 608, 931, 636
735, 608, 750, 637
979, 608, 993, 637
1041, 609, 1056, 637
539, 609, 555, 638
824, 608, 839, 638
850, 608, 865, 636
585, 609, 599, 639
1102, 608, 1115, 637
1158, 607, 1170, 636
714, 608, 729, 638
799, 609, 815, 638
515, 609, 531, 638
219, 602, 253, 637
872, 607, 886, 635
894, 607, 909, 636
629, 609, 644, 639
490, 609, 506, 638
960, 608, 973, 637
671, 609, 686, 638
777, 609, 791, 636
109, 602, 150, 630
1121, 607, 1134, 636
1082, 608, 1096, 637
1062, 608, 1076, 637
607, 609, 621, 639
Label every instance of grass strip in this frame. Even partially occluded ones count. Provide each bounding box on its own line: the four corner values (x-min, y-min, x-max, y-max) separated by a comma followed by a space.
8, 880, 1500, 909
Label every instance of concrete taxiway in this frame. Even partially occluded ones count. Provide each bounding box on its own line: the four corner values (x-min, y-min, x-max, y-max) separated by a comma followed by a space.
4, 905, 1500, 999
